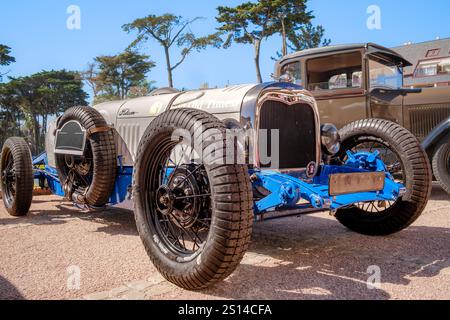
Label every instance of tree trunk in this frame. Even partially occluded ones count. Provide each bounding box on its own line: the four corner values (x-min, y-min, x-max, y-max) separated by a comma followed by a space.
254, 39, 263, 84
32, 114, 39, 154
281, 18, 287, 57
164, 46, 174, 88
42, 114, 47, 136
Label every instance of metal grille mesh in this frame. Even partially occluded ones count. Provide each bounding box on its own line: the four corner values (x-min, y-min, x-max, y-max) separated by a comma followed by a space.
259, 101, 316, 169
408, 103, 450, 140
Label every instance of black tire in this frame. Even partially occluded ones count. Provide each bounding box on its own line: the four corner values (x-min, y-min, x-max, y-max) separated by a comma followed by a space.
55, 106, 116, 206
432, 135, 450, 194
0, 137, 33, 216
133, 108, 253, 290
335, 119, 431, 236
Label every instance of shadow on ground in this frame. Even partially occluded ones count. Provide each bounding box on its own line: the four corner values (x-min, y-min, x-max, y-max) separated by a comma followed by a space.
0, 276, 24, 300
1, 186, 448, 300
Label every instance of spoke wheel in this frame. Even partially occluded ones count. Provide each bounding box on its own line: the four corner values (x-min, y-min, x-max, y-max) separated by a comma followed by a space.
0, 137, 33, 216
153, 145, 212, 255
55, 106, 116, 206
337, 138, 405, 214
133, 108, 253, 290
432, 136, 450, 195
2, 151, 16, 208
335, 119, 431, 236
61, 142, 94, 202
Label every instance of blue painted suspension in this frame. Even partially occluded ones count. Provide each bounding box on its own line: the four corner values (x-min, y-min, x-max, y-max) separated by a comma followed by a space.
251, 151, 406, 214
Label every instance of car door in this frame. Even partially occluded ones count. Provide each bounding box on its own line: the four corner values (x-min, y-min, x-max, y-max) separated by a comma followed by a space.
305, 51, 368, 129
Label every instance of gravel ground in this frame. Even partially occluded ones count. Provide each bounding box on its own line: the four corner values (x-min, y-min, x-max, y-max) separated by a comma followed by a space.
0, 184, 449, 300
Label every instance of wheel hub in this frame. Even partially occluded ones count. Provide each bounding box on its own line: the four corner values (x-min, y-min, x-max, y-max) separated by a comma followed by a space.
155, 166, 208, 229
155, 185, 174, 215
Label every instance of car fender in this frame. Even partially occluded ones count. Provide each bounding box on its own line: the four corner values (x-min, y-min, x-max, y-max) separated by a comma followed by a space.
422, 117, 450, 152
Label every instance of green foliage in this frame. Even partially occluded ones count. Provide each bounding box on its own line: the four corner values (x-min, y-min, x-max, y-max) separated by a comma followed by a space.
0, 82, 24, 142
217, 0, 330, 77
287, 22, 331, 51
0, 70, 88, 153
217, 1, 283, 83
93, 50, 155, 101
0, 44, 15, 81
123, 14, 222, 87
217, 1, 277, 46
0, 45, 15, 66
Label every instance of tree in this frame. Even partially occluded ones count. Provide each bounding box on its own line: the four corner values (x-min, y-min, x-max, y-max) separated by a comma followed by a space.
86, 50, 155, 103
123, 14, 222, 88
127, 80, 157, 98
0, 82, 25, 144
268, 0, 313, 56
217, 1, 281, 83
287, 22, 331, 52
0, 44, 15, 81
80, 62, 102, 100
217, 1, 329, 72
6, 70, 88, 153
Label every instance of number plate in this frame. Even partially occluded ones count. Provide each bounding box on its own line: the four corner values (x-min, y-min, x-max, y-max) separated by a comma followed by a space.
329, 172, 385, 196
54, 120, 86, 156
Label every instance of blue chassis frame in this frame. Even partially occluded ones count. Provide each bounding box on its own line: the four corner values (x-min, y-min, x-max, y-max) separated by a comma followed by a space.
32, 151, 405, 215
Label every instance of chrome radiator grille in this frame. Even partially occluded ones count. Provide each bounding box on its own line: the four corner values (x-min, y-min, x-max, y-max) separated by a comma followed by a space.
259, 101, 317, 169
408, 103, 450, 140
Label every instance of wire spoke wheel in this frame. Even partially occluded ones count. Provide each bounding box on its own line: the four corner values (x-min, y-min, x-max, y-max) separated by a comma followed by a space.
61, 142, 94, 201
152, 143, 212, 255
432, 136, 450, 195
335, 119, 431, 236
0, 137, 34, 216
133, 108, 253, 290
1, 151, 16, 207
55, 106, 117, 207
339, 138, 405, 214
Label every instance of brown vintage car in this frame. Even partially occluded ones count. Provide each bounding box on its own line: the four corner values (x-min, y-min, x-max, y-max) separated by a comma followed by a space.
274, 43, 450, 194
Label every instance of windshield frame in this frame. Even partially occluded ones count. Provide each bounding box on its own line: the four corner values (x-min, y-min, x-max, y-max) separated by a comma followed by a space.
368, 54, 404, 89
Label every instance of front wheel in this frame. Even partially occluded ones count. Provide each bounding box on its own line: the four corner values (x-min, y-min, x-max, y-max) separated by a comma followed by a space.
133, 108, 253, 290
0, 137, 34, 216
335, 119, 431, 236
432, 135, 450, 195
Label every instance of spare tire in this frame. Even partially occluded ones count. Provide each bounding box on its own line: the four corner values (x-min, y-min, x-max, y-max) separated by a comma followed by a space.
55, 106, 117, 207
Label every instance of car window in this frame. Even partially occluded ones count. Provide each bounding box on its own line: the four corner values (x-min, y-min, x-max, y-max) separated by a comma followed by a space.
280, 61, 303, 86
306, 52, 363, 91
352, 71, 362, 87
369, 56, 403, 88
328, 73, 347, 89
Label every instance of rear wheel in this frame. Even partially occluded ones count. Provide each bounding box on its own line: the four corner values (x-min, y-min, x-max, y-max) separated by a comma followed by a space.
133, 108, 253, 290
432, 136, 450, 194
0, 137, 34, 216
335, 119, 431, 236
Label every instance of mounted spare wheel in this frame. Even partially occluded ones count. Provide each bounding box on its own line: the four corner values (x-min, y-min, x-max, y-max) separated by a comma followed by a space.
0, 137, 34, 216
55, 106, 117, 207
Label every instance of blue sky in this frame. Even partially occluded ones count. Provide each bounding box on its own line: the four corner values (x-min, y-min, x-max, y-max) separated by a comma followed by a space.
1, 0, 449, 97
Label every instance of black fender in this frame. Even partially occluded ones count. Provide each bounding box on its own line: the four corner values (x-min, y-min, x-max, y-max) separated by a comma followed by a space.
422, 117, 450, 152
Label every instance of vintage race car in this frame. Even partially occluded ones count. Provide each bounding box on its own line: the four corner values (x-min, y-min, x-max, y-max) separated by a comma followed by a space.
0, 82, 431, 290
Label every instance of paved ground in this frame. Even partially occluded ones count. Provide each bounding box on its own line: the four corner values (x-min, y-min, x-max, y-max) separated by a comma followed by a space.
0, 184, 449, 300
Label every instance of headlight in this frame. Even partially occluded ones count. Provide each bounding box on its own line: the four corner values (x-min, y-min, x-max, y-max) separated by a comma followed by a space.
321, 123, 340, 155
